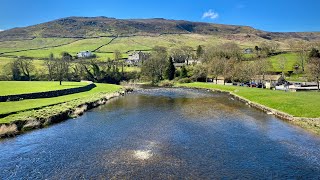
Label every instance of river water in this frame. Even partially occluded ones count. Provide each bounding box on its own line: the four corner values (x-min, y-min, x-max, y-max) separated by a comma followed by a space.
0, 88, 320, 179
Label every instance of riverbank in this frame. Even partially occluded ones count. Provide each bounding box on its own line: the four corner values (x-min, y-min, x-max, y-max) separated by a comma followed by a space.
176, 82, 320, 135
0, 83, 125, 138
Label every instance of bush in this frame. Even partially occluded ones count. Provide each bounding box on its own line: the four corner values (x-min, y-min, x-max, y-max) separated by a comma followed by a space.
178, 78, 192, 84
159, 80, 174, 87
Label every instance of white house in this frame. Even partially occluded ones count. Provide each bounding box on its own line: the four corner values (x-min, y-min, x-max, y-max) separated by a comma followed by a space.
77, 51, 93, 58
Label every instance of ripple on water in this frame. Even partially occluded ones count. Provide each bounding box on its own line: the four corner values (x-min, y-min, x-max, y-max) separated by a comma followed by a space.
1, 88, 320, 179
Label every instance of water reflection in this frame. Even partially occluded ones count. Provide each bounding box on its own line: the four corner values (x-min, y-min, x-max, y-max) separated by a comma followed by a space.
0, 88, 320, 179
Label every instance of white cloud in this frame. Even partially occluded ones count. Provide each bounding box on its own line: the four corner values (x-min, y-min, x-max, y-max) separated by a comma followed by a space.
202, 9, 219, 20
0, 29, 3, 32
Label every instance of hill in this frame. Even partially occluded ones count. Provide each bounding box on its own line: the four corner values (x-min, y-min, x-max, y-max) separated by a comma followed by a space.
1, 16, 319, 41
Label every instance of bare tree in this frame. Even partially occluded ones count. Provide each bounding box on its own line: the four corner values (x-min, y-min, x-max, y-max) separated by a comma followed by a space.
255, 58, 271, 81
170, 48, 186, 63
181, 46, 194, 65
207, 57, 222, 84
290, 40, 310, 72
308, 58, 320, 91
192, 64, 207, 82
56, 53, 71, 85
259, 41, 279, 57
278, 56, 287, 77
45, 53, 57, 81
15, 57, 35, 81
308, 49, 320, 91
114, 50, 122, 61
234, 62, 256, 83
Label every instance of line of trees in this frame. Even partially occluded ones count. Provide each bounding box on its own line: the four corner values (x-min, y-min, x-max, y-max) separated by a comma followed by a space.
1, 51, 138, 85
308, 48, 320, 90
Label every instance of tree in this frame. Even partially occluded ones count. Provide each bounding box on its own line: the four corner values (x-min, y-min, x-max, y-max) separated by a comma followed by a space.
254, 45, 261, 57
180, 66, 188, 78
141, 46, 168, 84
308, 48, 320, 91
15, 57, 35, 81
114, 50, 122, 61
279, 56, 287, 77
255, 58, 271, 80
309, 48, 320, 58
164, 57, 175, 80
56, 52, 71, 85
234, 62, 256, 83
171, 48, 187, 63
220, 58, 236, 85
61, 52, 73, 60
196, 45, 204, 59
290, 40, 310, 72
45, 53, 57, 81
181, 46, 194, 65
10, 60, 21, 81
308, 58, 320, 91
192, 64, 208, 82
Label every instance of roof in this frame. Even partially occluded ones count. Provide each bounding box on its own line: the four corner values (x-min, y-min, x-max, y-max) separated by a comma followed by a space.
252, 75, 281, 81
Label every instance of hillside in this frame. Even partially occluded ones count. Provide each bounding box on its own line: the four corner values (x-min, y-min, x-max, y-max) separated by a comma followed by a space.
1, 16, 319, 41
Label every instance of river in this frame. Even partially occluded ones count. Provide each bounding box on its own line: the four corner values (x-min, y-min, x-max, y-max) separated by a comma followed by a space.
0, 88, 320, 179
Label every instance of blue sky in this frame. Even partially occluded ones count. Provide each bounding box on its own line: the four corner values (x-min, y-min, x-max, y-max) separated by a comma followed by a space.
1, 0, 320, 32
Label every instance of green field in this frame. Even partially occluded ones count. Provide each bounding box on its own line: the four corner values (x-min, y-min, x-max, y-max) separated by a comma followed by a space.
0, 82, 121, 121
4, 37, 113, 59
177, 82, 320, 118
0, 81, 88, 96
0, 34, 298, 77
0, 38, 78, 53
268, 52, 299, 72
0, 34, 271, 59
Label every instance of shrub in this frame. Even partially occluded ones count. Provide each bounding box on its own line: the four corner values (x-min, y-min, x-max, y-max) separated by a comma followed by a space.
178, 78, 192, 84
159, 80, 174, 87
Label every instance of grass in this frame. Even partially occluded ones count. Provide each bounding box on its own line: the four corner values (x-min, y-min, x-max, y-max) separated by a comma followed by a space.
0, 83, 121, 122
0, 38, 77, 53
0, 81, 88, 96
285, 73, 308, 82
268, 52, 299, 72
2, 34, 267, 59
177, 82, 320, 118
4, 37, 113, 59
124, 66, 141, 72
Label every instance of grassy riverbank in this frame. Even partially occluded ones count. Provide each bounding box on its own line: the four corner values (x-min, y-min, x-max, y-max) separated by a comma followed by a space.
177, 82, 320, 135
177, 82, 320, 118
0, 83, 121, 124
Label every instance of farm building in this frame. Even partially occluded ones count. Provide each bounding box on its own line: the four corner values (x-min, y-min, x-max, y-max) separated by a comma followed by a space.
77, 51, 93, 58
243, 48, 253, 54
126, 51, 150, 66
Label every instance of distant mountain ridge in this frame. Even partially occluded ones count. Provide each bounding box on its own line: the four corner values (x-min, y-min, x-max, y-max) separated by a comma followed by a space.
1, 16, 320, 41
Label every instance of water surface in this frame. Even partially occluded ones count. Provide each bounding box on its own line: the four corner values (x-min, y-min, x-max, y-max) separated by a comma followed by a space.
0, 88, 320, 179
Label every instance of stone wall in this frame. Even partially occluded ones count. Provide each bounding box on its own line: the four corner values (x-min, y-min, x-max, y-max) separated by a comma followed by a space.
0, 84, 96, 102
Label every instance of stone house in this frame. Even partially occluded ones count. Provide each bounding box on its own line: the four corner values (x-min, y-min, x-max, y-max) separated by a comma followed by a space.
77, 51, 93, 58
126, 51, 149, 66
243, 48, 253, 54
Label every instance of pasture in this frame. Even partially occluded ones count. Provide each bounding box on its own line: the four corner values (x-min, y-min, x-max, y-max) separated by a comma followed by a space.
0, 81, 87, 96
0, 82, 121, 120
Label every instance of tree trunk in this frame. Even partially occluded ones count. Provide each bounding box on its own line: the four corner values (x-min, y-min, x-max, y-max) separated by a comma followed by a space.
60, 80, 62, 85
